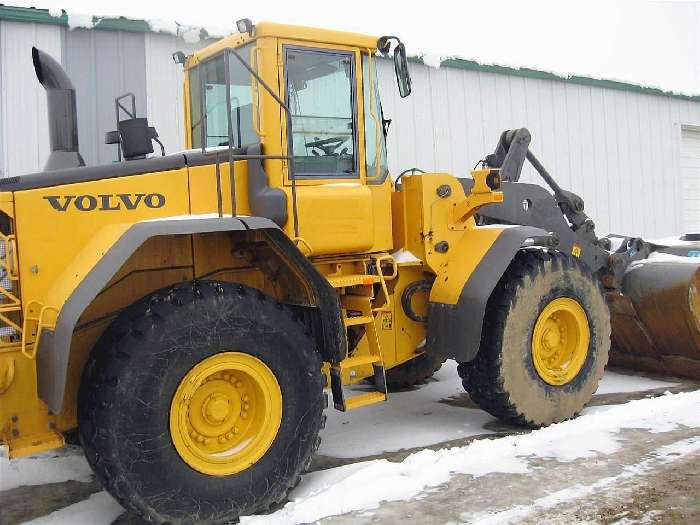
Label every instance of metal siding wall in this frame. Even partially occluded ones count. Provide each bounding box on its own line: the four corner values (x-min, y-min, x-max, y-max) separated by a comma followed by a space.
378, 60, 700, 238
0, 20, 62, 176
681, 128, 700, 231
144, 34, 208, 156
0, 22, 699, 238
0, 22, 4, 178
63, 28, 147, 166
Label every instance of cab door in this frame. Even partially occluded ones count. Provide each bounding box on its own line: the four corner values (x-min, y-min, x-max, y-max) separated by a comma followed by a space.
281, 42, 374, 256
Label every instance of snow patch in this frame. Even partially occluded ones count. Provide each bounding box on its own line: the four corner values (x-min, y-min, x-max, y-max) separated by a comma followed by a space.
392, 248, 422, 264
0, 448, 92, 491
463, 436, 700, 525
244, 390, 700, 524
318, 362, 495, 458
649, 235, 696, 247
25, 492, 123, 525
646, 251, 700, 263
594, 371, 676, 395
66, 13, 97, 31
180, 26, 205, 44
318, 363, 675, 460
627, 251, 700, 271
48, 8, 64, 19
146, 18, 179, 36
421, 53, 443, 69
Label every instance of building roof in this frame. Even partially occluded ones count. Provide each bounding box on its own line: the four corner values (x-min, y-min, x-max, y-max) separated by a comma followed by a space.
1, 4, 698, 102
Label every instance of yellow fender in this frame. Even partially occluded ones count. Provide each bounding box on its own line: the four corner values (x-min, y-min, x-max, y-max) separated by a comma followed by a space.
427, 225, 547, 361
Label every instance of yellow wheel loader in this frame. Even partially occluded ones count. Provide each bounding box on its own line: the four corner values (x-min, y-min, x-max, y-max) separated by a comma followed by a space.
0, 20, 698, 524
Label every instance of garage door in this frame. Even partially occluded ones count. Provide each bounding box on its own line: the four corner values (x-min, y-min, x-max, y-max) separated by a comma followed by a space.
681, 128, 700, 233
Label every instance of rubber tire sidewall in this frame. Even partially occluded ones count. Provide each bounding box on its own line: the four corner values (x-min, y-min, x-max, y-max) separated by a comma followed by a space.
499, 252, 609, 425
78, 282, 323, 524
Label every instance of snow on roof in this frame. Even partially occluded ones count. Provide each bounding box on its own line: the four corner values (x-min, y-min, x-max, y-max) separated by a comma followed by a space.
1, 4, 699, 101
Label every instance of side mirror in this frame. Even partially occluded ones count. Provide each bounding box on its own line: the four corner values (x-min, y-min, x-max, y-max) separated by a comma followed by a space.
393, 43, 412, 98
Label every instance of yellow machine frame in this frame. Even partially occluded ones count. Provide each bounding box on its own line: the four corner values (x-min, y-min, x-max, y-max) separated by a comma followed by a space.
0, 23, 529, 459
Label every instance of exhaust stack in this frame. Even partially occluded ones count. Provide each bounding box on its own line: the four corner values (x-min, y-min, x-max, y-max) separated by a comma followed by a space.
32, 47, 85, 171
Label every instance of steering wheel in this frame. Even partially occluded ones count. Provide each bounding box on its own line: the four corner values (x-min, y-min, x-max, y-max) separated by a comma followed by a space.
304, 136, 349, 156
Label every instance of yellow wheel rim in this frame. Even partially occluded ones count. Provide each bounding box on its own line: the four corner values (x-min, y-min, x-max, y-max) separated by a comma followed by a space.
531, 297, 590, 386
169, 352, 282, 476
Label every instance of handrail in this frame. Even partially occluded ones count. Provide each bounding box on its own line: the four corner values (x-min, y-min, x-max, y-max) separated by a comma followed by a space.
21, 301, 58, 360
371, 254, 397, 313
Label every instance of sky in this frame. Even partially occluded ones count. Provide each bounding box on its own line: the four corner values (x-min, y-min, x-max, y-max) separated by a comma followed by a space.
7, 0, 700, 94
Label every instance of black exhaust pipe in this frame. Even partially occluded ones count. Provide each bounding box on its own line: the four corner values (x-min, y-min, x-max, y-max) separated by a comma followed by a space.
32, 47, 85, 171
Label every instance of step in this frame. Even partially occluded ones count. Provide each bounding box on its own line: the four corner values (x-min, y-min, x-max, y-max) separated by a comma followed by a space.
343, 391, 387, 411
339, 354, 382, 369
327, 274, 380, 288
344, 315, 373, 327
330, 360, 387, 412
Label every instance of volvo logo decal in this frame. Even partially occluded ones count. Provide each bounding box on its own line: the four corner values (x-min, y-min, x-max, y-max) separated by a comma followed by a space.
43, 193, 166, 212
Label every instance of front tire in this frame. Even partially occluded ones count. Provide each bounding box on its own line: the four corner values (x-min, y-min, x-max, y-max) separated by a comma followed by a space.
78, 281, 324, 524
458, 249, 610, 427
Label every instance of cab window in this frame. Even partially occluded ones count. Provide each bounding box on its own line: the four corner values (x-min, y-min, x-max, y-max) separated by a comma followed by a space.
285, 47, 357, 178
190, 43, 256, 149
362, 54, 389, 184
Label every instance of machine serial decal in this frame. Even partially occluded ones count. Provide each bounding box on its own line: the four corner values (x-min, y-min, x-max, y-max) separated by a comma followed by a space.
43, 193, 166, 212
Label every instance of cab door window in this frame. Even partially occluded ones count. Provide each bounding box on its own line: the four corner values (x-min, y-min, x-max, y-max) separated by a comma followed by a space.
285, 47, 357, 178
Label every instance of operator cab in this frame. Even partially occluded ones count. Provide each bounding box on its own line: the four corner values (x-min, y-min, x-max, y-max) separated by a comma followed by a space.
180, 21, 412, 255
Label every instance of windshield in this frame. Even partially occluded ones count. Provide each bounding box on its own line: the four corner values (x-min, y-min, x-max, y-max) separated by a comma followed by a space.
189, 43, 256, 149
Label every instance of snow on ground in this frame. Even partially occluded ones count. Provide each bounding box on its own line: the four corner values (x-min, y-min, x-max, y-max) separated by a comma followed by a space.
319, 362, 676, 458
0, 365, 681, 524
0, 448, 92, 492
595, 369, 676, 395
461, 436, 700, 525
24, 492, 124, 525
244, 390, 700, 524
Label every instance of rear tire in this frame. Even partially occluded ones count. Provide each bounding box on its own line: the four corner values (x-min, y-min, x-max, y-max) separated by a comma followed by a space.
458, 249, 610, 427
78, 281, 324, 524
384, 352, 445, 389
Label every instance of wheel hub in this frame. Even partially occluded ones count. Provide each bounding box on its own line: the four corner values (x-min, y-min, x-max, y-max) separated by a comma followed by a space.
204, 394, 230, 423
532, 297, 590, 385
170, 352, 282, 476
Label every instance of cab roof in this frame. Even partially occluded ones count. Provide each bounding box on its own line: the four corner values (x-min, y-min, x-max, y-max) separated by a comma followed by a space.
188, 21, 379, 65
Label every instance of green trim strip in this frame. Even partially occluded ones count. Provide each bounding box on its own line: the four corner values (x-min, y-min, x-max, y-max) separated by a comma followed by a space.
430, 57, 700, 102
0, 5, 150, 33
1, 5, 699, 101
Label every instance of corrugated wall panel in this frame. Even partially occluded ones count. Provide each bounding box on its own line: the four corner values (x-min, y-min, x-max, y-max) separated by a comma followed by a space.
378, 62, 700, 238
0, 20, 61, 176
0, 22, 4, 178
144, 34, 209, 156
1, 22, 699, 238
63, 28, 147, 166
